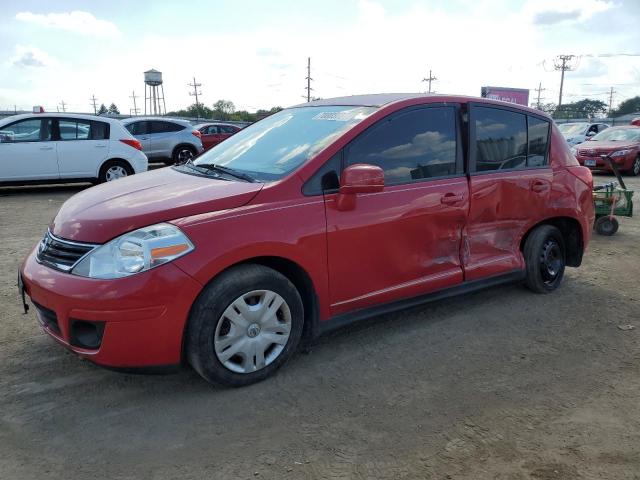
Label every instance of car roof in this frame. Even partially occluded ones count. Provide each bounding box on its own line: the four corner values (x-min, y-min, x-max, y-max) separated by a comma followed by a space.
289, 93, 550, 118
121, 116, 193, 126
602, 125, 640, 131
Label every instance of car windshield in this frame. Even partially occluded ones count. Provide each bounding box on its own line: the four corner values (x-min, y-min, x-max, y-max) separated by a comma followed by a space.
558, 123, 589, 136
192, 106, 377, 181
591, 128, 640, 142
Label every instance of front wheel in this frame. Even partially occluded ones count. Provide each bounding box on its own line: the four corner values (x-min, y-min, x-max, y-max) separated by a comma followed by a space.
186, 265, 304, 387
627, 156, 640, 176
524, 225, 566, 293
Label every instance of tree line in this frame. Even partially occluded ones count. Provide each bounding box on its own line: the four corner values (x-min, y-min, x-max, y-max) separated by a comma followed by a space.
535, 96, 640, 119
167, 100, 283, 122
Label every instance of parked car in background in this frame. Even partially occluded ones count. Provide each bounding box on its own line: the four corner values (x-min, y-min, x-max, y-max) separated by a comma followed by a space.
20, 94, 594, 387
571, 125, 640, 176
122, 117, 204, 165
558, 122, 609, 146
0, 113, 147, 185
195, 122, 242, 151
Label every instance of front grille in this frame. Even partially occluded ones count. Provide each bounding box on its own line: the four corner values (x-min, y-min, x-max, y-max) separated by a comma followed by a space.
36, 231, 98, 272
33, 301, 61, 336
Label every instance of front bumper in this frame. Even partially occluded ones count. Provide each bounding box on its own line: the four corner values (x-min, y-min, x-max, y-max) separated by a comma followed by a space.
20, 245, 202, 368
577, 155, 632, 172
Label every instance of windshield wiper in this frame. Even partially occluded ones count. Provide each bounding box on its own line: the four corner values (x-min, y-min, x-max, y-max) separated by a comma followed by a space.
195, 163, 256, 183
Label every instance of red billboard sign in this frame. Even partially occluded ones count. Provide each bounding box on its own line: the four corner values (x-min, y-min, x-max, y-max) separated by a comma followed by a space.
481, 86, 530, 106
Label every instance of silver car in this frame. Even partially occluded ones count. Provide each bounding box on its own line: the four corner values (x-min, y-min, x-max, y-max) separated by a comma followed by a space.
122, 117, 204, 165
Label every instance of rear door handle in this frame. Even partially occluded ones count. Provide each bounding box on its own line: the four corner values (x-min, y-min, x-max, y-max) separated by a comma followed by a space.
94, 145, 107, 148
531, 181, 549, 193
39, 146, 54, 150
441, 193, 464, 205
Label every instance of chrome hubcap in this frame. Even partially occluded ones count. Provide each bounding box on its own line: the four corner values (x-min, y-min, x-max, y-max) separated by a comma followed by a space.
214, 290, 292, 374
105, 165, 127, 181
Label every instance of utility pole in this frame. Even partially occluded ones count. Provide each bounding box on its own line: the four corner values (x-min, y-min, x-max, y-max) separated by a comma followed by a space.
59, 100, 67, 113
553, 54, 576, 106
534, 82, 546, 109
305, 57, 313, 102
608, 87, 616, 117
129, 90, 140, 116
188, 77, 203, 116
422, 69, 437, 93
90, 95, 98, 115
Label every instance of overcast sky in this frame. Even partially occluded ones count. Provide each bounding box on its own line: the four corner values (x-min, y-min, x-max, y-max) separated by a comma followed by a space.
1, 0, 639, 114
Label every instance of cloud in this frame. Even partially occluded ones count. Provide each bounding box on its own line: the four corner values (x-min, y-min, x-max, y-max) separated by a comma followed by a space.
526, 0, 615, 25
9, 45, 56, 68
15, 11, 121, 37
533, 10, 580, 25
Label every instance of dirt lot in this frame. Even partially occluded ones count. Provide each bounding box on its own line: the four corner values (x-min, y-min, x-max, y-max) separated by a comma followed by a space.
1, 174, 639, 480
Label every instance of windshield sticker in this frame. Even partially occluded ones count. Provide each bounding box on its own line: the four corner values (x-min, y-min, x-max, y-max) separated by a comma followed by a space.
313, 111, 360, 121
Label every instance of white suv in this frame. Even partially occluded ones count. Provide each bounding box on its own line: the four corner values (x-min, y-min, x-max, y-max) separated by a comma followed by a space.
0, 113, 148, 185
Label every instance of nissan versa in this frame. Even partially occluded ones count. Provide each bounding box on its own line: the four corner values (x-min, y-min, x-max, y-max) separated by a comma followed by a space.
19, 94, 595, 387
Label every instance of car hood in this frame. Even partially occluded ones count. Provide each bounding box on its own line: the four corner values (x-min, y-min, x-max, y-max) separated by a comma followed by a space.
51, 167, 264, 243
576, 141, 638, 151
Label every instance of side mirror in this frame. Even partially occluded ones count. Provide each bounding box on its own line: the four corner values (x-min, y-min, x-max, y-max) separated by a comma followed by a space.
336, 164, 384, 211
339, 164, 384, 194
586, 130, 596, 137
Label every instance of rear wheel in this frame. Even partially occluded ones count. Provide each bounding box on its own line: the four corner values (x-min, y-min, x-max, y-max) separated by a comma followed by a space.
186, 265, 304, 387
98, 160, 132, 183
172, 145, 196, 165
595, 216, 619, 236
524, 225, 566, 293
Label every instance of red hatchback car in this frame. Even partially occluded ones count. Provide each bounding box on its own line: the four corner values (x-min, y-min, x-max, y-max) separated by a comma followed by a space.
20, 94, 594, 386
573, 125, 640, 176
196, 122, 242, 151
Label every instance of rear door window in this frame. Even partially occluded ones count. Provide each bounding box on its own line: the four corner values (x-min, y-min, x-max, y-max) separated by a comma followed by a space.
58, 119, 109, 140
472, 106, 527, 172
344, 106, 459, 185
149, 121, 184, 134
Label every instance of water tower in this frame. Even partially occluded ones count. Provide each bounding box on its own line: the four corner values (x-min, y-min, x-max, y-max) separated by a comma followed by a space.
144, 69, 166, 115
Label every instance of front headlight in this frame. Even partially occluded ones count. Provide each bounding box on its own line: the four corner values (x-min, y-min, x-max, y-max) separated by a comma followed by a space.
610, 149, 631, 158
72, 223, 194, 279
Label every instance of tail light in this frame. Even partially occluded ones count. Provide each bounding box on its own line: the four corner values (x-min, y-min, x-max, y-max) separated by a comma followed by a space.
566, 165, 593, 189
192, 130, 202, 139
120, 139, 143, 151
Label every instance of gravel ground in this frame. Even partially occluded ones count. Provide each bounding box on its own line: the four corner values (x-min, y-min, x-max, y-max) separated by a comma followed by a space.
1, 173, 639, 480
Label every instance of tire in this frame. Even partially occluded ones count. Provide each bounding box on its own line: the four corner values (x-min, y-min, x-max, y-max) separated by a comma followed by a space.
186, 264, 304, 387
172, 145, 196, 165
523, 225, 566, 293
627, 156, 640, 176
595, 216, 619, 236
98, 159, 133, 183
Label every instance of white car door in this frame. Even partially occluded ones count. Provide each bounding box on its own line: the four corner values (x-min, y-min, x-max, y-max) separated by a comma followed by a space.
0, 117, 59, 181
56, 118, 109, 178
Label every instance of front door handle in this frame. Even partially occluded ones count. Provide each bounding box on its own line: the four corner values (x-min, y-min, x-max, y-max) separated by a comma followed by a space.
39, 146, 54, 150
441, 193, 464, 205
94, 144, 107, 148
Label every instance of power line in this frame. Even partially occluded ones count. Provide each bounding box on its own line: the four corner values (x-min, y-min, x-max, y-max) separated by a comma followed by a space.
129, 90, 140, 116
422, 69, 437, 94
188, 77, 203, 116
305, 57, 313, 102
90, 95, 98, 115
553, 55, 577, 106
